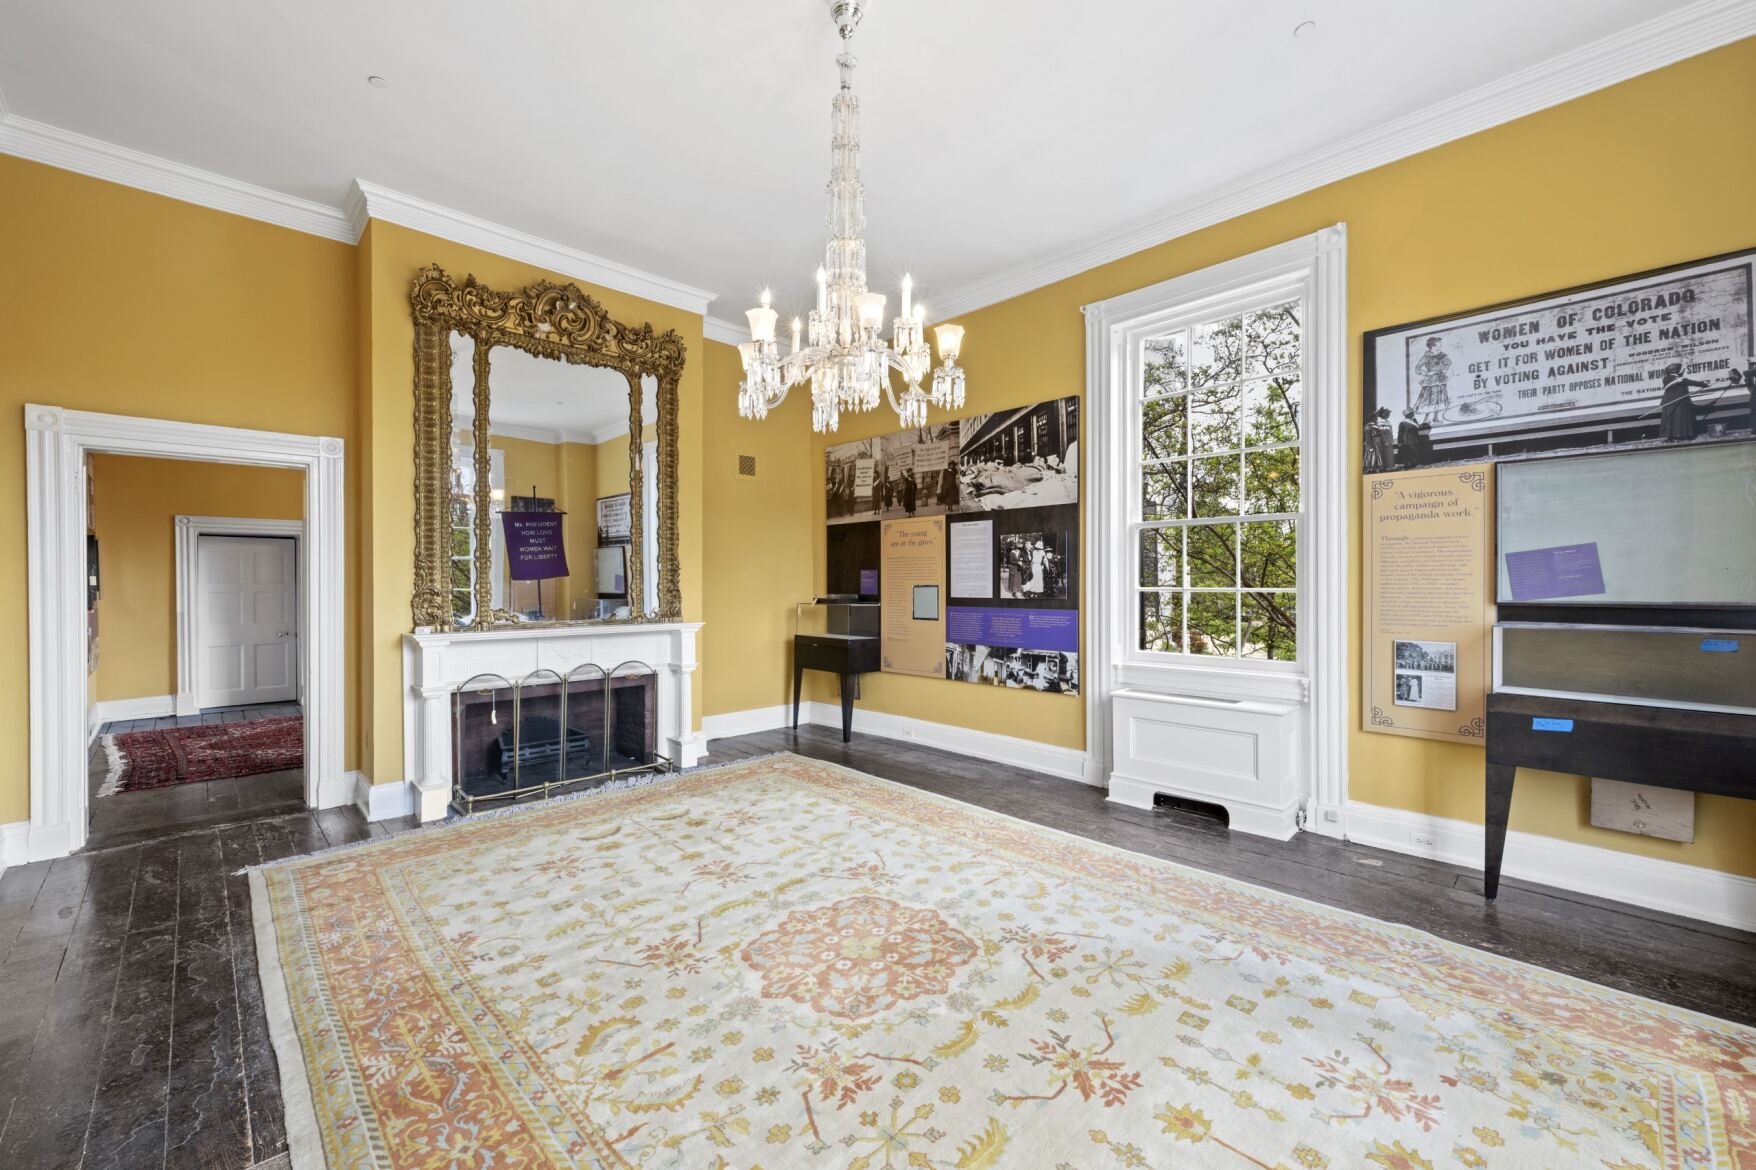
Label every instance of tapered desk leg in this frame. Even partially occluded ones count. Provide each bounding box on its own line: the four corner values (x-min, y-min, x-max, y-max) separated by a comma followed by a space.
1484, 762, 1517, 902
792, 663, 804, 731
839, 672, 855, 742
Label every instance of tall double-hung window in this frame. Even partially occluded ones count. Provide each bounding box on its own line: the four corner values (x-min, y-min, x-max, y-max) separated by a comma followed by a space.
1136, 299, 1302, 662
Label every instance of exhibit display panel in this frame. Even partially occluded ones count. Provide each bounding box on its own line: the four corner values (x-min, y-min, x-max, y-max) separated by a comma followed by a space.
1494, 440, 1756, 607
1495, 622, 1756, 715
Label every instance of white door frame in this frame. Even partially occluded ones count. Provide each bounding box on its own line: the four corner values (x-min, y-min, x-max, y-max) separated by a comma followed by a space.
176, 516, 306, 716
1081, 225, 1350, 836
24, 405, 346, 860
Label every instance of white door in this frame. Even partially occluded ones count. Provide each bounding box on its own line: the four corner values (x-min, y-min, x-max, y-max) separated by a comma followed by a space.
197, 535, 298, 708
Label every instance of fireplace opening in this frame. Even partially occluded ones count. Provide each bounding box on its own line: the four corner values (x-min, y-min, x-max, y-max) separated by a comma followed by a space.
451, 662, 664, 813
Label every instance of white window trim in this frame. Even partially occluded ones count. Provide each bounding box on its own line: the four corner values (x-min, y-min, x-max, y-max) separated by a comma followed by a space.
1084, 225, 1349, 834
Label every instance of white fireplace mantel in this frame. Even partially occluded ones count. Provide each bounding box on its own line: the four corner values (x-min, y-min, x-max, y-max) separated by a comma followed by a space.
401, 621, 703, 822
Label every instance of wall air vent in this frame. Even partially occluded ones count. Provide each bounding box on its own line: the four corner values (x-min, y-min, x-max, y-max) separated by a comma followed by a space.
737, 455, 757, 478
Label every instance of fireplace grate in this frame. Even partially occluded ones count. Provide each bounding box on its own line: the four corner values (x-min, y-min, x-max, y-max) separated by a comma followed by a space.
451, 661, 668, 814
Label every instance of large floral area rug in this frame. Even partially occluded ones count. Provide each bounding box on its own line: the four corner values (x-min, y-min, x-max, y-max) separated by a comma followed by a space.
99, 715, 303, 795
251, 753, 1755, 1169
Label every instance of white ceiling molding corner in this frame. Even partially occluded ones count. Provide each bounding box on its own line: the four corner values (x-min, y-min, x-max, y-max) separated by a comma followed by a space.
350, 180, 718, 318
931, 0, 1756, 321
702, 316, 749, 347
0, 104, 355, 244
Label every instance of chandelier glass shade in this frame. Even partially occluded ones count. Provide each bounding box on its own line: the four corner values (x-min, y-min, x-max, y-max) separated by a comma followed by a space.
737, 0, 966, 433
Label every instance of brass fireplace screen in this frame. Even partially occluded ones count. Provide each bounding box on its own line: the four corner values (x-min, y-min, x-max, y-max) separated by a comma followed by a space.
450, 662, 666, 812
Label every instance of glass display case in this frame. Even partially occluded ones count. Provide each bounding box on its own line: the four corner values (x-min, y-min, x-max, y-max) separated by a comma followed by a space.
794, 596, 881, 642
792, 597, 882, 742
1494, 622, 1756, 716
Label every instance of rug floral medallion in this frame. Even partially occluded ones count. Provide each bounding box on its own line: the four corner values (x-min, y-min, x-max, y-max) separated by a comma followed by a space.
250, 754, 1756, 1170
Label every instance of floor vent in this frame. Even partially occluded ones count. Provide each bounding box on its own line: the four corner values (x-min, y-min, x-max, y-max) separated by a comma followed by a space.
737, 454, 757, 478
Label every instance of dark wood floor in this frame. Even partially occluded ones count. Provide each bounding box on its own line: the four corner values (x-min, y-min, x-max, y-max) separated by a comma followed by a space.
2, 724, 1751, 1169
88, 704, 305, 851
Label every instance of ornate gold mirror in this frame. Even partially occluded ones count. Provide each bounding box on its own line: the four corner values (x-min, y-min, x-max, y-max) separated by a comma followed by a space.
410, 265, 685, 630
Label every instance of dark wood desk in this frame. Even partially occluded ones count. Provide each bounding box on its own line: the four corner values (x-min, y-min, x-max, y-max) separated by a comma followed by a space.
1483, 691, 1756, 899
793, 634, 880, 743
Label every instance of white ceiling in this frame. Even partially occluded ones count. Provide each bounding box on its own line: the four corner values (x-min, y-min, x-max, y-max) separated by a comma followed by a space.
0, 1, 1733, 326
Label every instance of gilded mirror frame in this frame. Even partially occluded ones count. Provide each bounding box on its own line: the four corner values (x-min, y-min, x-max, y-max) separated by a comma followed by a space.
410, 264, 685, 629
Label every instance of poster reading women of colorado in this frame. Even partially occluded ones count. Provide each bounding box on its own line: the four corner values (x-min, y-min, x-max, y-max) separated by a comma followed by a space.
1364, 247, 1756, 471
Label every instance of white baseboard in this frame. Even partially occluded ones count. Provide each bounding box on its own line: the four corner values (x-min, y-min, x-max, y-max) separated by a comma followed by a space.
700, 704, 796, 742
1346, 800, 1756, 934
352, 771, 416, 822
91, 694, 176, 725
0, 820, 29, 874
702, 701, 1097, 787
314, 769, 355, 811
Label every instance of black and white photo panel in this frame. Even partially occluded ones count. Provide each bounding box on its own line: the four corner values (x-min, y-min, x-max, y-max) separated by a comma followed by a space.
956, 395, 1079, 510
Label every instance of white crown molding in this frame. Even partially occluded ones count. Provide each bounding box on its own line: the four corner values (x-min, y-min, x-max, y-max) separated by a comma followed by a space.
704, 316, 749, 347
932, 0, 1756, 320
0, 104, 354, 243
349, 180, 717, 317
3, 1, 1748, 328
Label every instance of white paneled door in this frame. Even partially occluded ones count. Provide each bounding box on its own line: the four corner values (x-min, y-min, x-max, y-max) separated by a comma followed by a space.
197, 535, 298, 708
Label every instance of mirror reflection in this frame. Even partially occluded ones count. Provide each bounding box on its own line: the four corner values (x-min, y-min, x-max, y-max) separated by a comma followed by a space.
448, 333, 662, 626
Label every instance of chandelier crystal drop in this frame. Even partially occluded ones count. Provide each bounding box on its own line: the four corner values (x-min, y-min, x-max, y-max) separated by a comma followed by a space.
737, 0, 966, 433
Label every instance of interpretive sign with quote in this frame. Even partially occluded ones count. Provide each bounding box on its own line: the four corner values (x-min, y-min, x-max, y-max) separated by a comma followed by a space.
880, 516, 947, 678
1363, 463, 1494, 742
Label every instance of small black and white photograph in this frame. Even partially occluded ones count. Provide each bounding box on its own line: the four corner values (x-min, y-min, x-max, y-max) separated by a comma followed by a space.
879, 423, 961, 518
1392, 638, 1457, 710
944, 644, 1080, 695
999, 531, 1068, 600
958, 395, 1079, 511
826, 437, 885, 525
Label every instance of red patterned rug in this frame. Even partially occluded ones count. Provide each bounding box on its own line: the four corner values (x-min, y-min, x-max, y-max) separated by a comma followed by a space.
99, 716, 304, 795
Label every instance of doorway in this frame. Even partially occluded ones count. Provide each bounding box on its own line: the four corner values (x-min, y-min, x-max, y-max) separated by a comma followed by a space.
22, 405, 346, 862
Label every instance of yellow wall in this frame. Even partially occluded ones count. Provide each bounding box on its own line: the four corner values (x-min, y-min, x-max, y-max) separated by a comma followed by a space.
795, 38, 1756, 877
0, 155, 361, 820
701, 341, 817, 716
89, 455, 305, 702
357, 221, 705, 787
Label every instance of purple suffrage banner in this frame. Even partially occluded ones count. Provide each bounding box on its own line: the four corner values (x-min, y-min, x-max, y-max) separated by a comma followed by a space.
502, 512, 569, 581
1504, 542, 1605, 601
859, 568, 879, 594
946, 607, 1078, 652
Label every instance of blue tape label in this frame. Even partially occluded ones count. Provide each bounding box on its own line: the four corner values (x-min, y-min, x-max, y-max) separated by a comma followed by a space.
1531, 717, 1574, 732
1701, 639, 1740, 653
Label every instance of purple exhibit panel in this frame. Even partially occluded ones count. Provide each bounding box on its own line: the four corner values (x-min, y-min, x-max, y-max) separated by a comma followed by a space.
946, 607, 1078, 652
1504, 542, 1605, 601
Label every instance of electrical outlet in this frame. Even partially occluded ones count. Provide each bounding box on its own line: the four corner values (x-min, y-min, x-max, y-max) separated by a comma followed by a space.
1409, 832, 1438, 851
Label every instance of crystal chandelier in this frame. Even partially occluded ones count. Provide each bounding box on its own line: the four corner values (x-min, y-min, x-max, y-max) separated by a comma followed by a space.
737, 0, 966, 433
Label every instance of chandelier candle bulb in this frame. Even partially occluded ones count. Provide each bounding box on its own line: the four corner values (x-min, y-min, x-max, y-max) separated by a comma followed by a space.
934, 323, 964, 362
791, 317, 802, 355
746, 304, 778, 343
901, 273, 913, 319
856, 292, 886, 330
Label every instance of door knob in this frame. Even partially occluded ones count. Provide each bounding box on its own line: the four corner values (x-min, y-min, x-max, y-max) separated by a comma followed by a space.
276, 631, 293, 638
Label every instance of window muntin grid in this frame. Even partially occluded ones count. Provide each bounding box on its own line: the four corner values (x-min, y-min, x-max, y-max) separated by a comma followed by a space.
1134, 299, 1302, 662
